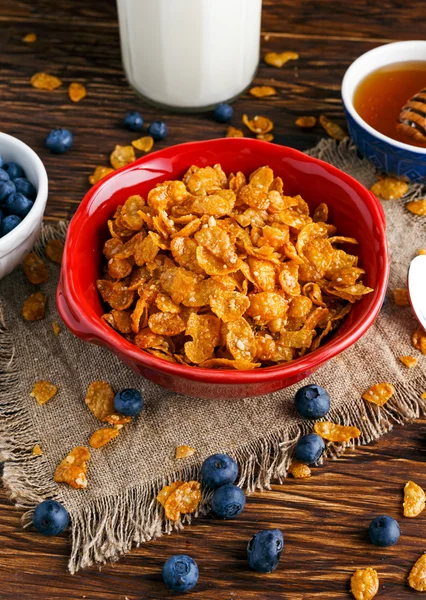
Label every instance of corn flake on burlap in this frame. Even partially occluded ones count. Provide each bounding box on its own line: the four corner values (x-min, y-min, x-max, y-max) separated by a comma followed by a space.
1, 139, 425, 573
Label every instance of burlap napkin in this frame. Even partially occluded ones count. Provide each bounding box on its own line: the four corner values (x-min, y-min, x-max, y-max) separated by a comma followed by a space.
1, 139, 425, 574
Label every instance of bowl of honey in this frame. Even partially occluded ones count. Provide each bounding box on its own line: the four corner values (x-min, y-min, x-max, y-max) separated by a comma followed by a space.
342, 41, 426, 182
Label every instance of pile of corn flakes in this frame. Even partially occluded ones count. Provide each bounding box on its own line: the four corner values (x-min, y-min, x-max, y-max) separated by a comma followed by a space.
96, 165, 373, 369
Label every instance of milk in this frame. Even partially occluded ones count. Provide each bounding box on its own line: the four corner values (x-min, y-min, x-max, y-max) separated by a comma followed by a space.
117, 0, 262, 110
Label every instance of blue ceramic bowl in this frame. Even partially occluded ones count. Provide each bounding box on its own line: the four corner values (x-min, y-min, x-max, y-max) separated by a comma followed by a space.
342, 41, 426, 182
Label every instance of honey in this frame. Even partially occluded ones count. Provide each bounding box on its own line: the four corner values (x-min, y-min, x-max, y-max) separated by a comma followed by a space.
353, 61, 426, 148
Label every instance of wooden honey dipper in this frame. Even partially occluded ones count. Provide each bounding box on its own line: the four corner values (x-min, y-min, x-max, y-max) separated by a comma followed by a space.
398, 87, 426, 145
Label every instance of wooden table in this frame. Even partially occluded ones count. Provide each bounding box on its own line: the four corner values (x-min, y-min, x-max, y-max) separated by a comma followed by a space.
1, 1, 425, 598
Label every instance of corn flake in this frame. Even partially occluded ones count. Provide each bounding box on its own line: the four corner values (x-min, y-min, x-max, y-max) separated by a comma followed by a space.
210, 290, 250, 322
256, 133, 274, 142
289, 461, 311, 479
23, 33, 37, 43
54, 446, 90, 489
404, 480, 426, 518
264, 51, 299, 68
399, 355, 418, 368
89, 166, 115, 185
314, 421, 361, 442
32, 444, 42, 456
419, 248, 426, 255
351, 568, 379, 600
31, 72, 62, 90
164, 481, 201, 521
68, 82, 87, 102
23, 252, 48, 284
22, 291, 46, 321
132, 136, 154, 153
89, 427, 120, 449
362, 383, 395, 406
226, 126, 244, 138
30, 380, 58, 405
185, 313, 221, 363
406, 199, 426, 216
46, 239, 64, 264
85, 380, 129, 424
249, 86, 277, 98
412, 326, 426, 355
296, 116, 317, 129
52, 321, 61, 336
110, 145, 136, 170
157, 481, 183, 507
318, 115, 347, 140
176, 445, 196, 459
409, 553, 426, 591
242, 114, 274, 134
393, 288, 410, 306
370, 177, 408, 200
421, 392, 426, 400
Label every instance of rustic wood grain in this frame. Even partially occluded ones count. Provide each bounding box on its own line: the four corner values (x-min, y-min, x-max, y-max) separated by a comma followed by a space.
1, 1, 426, 598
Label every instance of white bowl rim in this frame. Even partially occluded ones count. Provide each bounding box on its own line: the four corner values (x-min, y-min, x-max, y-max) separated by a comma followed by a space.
342, 40, 426, 155
0, 132, 49, 252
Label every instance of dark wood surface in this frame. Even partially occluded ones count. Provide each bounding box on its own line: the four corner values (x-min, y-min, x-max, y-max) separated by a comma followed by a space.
1, 1, 425, 598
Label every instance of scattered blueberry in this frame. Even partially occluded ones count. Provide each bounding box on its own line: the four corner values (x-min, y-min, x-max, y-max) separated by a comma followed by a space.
294, 384, 331, 419
0, 214, 21, 237
114, 388, 144, 417
0, 168, 10, 182
368, 515, 400, 547
201, 453, 238, 489
213, 103, 234, 123
3, 193, 33, 218
247, 529, 284, 573
32, 500, 69, 536
0, 179, 16, 203
45, 128, 73, 154
148, 120, 168, 141
13, 177, 37, 200
294, 433, 325, 465
123, 111, 144, 132
211, 484, 246, 519
3, 161, 25, 180
162, 555, 199, 593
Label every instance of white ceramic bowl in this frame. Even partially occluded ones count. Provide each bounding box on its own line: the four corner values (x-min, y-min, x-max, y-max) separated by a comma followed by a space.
342, 41, 426, 181
0, 132, 48, 280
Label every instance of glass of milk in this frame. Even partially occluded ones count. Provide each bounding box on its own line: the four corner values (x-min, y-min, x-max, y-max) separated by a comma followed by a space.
117, 0, 263, 111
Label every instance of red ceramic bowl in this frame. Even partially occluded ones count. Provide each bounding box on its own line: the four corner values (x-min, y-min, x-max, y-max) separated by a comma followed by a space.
57, 139, 388, 400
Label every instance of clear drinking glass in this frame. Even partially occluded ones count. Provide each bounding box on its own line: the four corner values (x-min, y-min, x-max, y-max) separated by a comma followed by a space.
117, 0, 263, 111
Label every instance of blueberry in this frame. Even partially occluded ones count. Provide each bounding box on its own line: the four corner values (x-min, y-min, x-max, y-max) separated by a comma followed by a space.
114, 388, 144, 416
247, 529, 284, 573
211, 484, 245, 519
32, 500, 69, 536
0, 168, 10, 182
13, 177, 37, 200
0, 179, 16, 203
148, 121, 168, 141
45, 128, 73, 154
0, 214, 21, 237
123, 111, 144, 132
213, 103, 234, 123
3, 161, 25, 180
162, 555, 199, 593
294, 433, 325, 464
368, 515, 400, 547
3, 193, 33, 218
201, 453, 238, 489
294, 384, 331, 419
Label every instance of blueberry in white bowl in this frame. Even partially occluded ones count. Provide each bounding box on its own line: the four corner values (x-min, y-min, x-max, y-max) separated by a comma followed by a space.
0, 132, 48, 280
